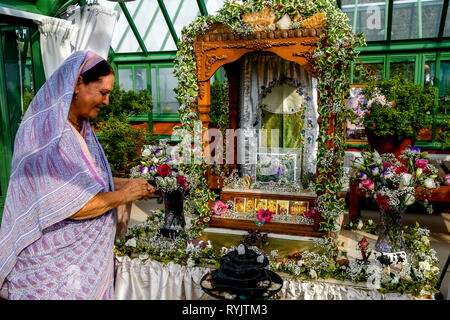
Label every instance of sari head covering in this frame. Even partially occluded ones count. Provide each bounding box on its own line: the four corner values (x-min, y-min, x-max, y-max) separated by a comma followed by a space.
0, 51, 116, 299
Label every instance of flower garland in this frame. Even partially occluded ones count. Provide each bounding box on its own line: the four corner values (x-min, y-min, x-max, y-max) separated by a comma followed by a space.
115, 212, 439, 297
173, 0, 366, 245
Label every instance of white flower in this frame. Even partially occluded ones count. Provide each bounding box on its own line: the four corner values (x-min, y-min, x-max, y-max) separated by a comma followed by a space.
424, 178, 436, 189
368, 219, 373, 225
125, 238, 137, 248
309, 269, 317, 279
372, 167, 379, 175
357, 220, 364, 230
152, 157, 159, 164
419, 260, 431, 271
404, 193, 416, 206
373, 151, 382, 164
399, 173, 412, 189
187, 258, 196, 268
142, 147, 152, 157
416, 168, 423, 177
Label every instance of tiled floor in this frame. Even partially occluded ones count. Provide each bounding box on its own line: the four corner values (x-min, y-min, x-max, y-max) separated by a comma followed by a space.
129, 197, 450, 299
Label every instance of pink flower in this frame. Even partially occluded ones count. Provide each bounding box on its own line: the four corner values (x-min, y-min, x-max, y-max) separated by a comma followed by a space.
383, 162, 393, 168
257, 209, 274, 223
304, 209, 315, 219
360, 179, 375, 191
177, 175, 190, 191
212, 201, 228, 216
445, 174, 450, 186
415, 159, 429, 169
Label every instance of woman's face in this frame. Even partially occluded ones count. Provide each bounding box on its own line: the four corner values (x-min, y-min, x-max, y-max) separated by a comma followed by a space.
73, 73, 114, 119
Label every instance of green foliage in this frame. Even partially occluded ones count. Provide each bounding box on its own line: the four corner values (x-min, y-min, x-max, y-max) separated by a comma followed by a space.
362, 77, 437, 141
437, 118, 450, 149
91, 84, 153, 127
99, 116, 156, 177
209, 80, 230, 129
22, 89, 35, 115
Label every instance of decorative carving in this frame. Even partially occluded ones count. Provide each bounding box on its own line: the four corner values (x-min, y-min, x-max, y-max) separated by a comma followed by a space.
301, 12, 327, 29
205, 54, 228, 76
198, 81, 206, 100
293, 50, 315, 62
300, 39, 318, 47
203, 43, 220, 51
223, 40, 297, 50
241, 7, 276, 31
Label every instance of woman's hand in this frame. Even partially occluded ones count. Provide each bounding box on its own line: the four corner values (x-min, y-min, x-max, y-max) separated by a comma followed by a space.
121, 179, 155, 203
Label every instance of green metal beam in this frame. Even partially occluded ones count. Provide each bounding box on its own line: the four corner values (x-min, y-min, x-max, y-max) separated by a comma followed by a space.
386, 0, 394, 44
30, 27, 46, 91
438, 0, 449, 42
112, 51, 177, 63
142, 4, 161, 44
119, 1, 148, 55
157, 0, 179, 48
196, 0, 209, 16
357, 39, 450, 52
160, 0, 185, 51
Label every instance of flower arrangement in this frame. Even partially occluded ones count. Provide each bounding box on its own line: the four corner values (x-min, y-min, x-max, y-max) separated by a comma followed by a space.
359, 77, 437, 142
352, 147, 440, 252
255, 209, 274, 226
130, 140, 191, 193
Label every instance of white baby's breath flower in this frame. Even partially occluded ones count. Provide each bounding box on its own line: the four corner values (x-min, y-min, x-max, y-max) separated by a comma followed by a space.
357, 220, 364, 230
139, 253, 149, 260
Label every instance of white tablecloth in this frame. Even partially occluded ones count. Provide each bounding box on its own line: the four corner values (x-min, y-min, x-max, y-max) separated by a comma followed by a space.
114, 256, 420, 300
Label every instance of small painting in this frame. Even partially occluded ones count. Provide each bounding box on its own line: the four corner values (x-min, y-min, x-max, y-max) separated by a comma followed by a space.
255, 199, 268, 212
276, 200, 289, 215
345, 85, 369, 143
244, 198, 255, 213
267, 199, 277, 213
234, 197, 245, 213
290, 201, 309, 215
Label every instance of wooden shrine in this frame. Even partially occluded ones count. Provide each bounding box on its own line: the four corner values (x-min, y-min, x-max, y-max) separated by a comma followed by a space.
193, 23, 333, 237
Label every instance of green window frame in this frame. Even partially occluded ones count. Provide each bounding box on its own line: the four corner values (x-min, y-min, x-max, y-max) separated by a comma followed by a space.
150, 62, 180, 122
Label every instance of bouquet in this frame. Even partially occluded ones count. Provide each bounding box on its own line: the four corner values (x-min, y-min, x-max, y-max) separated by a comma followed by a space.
130, 140, 191, 193
352, 147, 440, 252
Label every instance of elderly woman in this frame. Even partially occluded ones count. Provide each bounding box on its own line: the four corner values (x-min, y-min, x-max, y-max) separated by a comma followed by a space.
0, 51, 155, 300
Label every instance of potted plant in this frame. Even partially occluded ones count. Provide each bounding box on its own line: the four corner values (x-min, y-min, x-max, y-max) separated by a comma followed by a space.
358, 77, 437, 156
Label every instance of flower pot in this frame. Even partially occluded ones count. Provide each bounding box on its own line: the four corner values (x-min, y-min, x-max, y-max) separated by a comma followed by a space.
366, 129, 413, 158
159, 189, 186, 239
375, 206, 407, 253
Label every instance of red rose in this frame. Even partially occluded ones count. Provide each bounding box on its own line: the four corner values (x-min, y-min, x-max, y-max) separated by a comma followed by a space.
157, 164, 171, 177
177, 175, 190, 191
375, 194, 389, 211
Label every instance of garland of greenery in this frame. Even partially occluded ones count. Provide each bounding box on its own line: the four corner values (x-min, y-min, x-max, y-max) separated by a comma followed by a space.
172, 0, 366, 245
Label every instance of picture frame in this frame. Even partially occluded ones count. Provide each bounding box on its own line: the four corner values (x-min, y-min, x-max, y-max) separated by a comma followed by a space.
276, 200, 289, 215
234, 197, 245, 213
244, 198, 255, 213
255, 199, 267, 211
345, 85, 369, 144
252, 147, 302, 184
289, 200, 309, 215
267, 199, 277, 213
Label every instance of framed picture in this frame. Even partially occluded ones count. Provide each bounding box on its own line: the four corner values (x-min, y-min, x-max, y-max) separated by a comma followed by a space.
345, 85, 369, 144
267, 199, 277, 213
289, 200, 309, 215
253, 147, 302, 184
234, 197, 245, 213
276, 200, 289, 215
244, 198, 255, 213
255, 199, 267, 212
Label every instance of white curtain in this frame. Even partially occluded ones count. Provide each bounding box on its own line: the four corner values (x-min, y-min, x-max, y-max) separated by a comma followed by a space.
38, 17, 78, 79
67, 4, 117, 60
38, 4, 117, 79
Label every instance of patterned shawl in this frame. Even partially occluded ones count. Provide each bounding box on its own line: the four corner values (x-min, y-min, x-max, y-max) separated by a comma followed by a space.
0, 51, 116, 299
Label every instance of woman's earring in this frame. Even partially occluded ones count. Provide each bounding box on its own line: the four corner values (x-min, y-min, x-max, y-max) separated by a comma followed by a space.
73, 93, 78, 100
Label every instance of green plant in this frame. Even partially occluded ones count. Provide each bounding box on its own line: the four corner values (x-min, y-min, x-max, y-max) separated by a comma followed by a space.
22, 89, 35, 115
99, 116, 156, 177
437, 118, 450, 149
209, 80, 229, 129
91, 84, 153, 127
361, 77, 437, 141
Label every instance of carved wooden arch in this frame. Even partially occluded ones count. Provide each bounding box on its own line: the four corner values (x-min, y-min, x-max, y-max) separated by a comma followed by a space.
193, 27, 325, 127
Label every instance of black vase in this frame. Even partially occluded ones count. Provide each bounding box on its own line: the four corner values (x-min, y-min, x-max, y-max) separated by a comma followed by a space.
159, 189, 186, 239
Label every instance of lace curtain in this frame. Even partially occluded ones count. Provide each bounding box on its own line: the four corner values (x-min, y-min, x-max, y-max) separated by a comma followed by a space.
38, 4, 117, 79
238, 53, 319, 177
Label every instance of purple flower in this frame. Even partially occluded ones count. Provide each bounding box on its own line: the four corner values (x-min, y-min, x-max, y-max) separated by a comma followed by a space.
277, 167, 283, 176
410, 146, 421, 152
148, 164, 156, 172
269, 181, 274, 186
358, 171, 367, 180
153, 148, 162, 155
139, 166, 149, 174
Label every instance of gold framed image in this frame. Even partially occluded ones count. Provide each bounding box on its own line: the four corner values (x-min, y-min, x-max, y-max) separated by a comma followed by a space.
290, 201, 309, 215
276, 200, 289, 215
267, 199, 277, 213
345, 84, 369, 145
234, 197, 245, 213
244, 198, 255, 213
255, 199, 267, 212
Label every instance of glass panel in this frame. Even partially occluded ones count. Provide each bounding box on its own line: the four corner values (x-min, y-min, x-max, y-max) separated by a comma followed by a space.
104, 0, 143, 53
352, 62, 383, 83
390, 60, 415, 82
392, 0, 443, 40
424, 61, 436, 87
132, 0, 177, 52
151, 68, 158, 113
342, 0, 386, 41
158, 68, 179, 114
169, 0, 200, 43
445, 5, 450, 37
135, 68, 147, 92
205, 0, 226, 16
118, 69, 133, 91
438, 60, 450, 114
